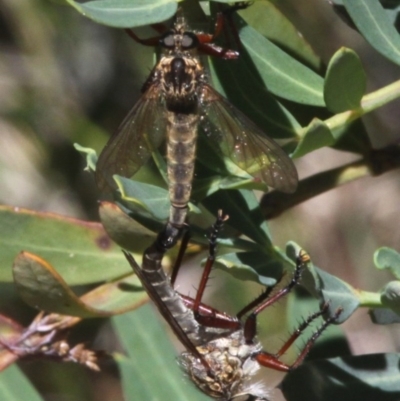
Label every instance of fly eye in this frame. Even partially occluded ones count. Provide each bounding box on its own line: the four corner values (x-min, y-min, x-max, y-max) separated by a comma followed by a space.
181, 32, 199, 49
160, 32, 175, 49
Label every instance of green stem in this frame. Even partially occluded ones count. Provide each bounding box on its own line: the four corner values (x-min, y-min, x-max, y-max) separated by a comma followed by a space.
357, 290, 382, 308
325, 79, 400, 137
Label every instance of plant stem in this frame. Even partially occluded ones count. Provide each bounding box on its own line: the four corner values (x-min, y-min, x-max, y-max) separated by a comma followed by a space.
261, 143, 400, 219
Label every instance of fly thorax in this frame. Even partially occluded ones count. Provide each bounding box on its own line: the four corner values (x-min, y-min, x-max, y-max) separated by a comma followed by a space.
180, 331, 265, 400
162, 56, 199, 113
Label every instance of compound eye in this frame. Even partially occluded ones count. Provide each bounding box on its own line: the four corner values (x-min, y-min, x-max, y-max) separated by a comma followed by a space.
160, 31, 175, 49
181, 32, 199, 49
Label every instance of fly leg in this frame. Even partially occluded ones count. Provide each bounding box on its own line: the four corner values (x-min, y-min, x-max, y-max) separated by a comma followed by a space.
178, 211, 241, 330
236, 250, 343, 371
239, 250, 308, 342
170, 224, 191, 286
254, 306, 343, 372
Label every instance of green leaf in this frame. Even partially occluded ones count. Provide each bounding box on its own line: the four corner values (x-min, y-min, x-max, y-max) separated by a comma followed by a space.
380, 281, 400, 314
324, 48, 367, 113
202, 189, 271, 246
374, 247, 400, 279
99, 201, 155, 251
370, 308, 400, 325
0, 365, 44, 401
239, 24, 325, 106
116, 176, 171, 221
64, 0, 178, 28
214, 251, 283, 286
238, 1, 321, 69
13, 252, 147, 317
321, 80, 400, 145
116, 176, 200, 221
0, 205, 128, 285
287, 242, 359, 322
113, 305, 209, 401
73, 143, 98, 173
343, 0, 400, 65
282, 354, 400, 401
292, 119, 335, 158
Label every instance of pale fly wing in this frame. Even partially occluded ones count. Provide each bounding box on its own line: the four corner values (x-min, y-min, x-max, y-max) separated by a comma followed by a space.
96, 84, 166, 193
199, 84, 298, 194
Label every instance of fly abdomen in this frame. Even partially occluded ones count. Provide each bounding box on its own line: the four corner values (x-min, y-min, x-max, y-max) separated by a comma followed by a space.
166, 112, 198, 227
141, 251, 202, 342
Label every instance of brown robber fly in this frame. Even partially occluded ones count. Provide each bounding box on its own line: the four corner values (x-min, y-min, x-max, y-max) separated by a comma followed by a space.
96, 11, 298, 248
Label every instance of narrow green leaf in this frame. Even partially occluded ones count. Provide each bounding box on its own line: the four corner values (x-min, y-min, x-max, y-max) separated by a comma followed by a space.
99, 201, 155, 251
282, 354, 400, 401
239, 25, 325, 106
343, 0, 400, 65
238, 1, 321, 69
13, 252, 101, 317
324, 48, 367, 113
374, 247, 400, 279
293, 119, 335, 158
0, 205, 127, 285
0, 365, 44, 401
13, 252, 147, 317
113, 305, 209, 401
64, 0, 177, 28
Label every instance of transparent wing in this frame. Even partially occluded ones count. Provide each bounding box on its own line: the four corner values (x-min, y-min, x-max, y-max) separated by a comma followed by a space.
199, 85, 298, 193
96, 85, 166, 193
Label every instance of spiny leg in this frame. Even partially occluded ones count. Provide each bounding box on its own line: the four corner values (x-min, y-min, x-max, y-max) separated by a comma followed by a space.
179, 211, 240, 329
274, 303, 330, 359
241, 250, 308, 343
254, 307, 343, 372
192, 210, 228, 313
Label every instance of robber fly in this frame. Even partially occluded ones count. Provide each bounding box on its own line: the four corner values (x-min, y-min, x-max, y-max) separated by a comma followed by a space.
123, 212, 342, 401
96, 11, 298, 249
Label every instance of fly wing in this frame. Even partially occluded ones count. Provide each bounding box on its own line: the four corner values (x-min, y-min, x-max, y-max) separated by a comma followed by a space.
199, 85, 298, 193
96, 84, 166, 193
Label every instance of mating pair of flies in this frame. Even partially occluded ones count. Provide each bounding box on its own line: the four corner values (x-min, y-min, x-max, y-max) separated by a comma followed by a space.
96, 9, 342, 401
